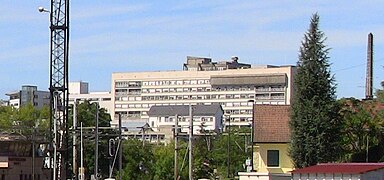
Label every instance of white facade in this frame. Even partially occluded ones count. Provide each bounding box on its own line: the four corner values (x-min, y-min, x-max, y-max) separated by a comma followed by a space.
238, 172, 291, 180
68, 81, 113, 114
68, 91, 113, 114
111, 62, 296, 127
69, 81, 89, 95
148, 104, 224, 135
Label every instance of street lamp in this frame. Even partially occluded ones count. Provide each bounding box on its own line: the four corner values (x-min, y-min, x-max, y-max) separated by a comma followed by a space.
224, 114, 231, 178
38, 7, 50, 13
247, 100, 255, 172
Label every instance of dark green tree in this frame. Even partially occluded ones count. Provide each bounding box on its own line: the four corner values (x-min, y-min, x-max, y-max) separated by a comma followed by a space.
121, 139, 154, 180
153, 142, 175, 180
69, 100, 112, 179
210, 127, 248, 179
290, 13, 342, 168
338, 98, 384, 162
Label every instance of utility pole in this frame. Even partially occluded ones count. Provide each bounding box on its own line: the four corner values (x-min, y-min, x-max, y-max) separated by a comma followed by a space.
227, 115, 231, 178
119, 113, 122, 180
174, 114, 179, 180
189, 104, 193, 180
247, 100, 255, 172
73, 99, 77, 178
79, 122, 84, 180
95, 103, 99, 179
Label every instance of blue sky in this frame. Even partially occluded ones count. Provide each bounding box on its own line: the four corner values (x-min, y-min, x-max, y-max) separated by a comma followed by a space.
1, 1, 383, 99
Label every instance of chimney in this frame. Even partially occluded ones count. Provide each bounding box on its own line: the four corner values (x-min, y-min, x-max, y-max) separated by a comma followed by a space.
365, 33, 373, 100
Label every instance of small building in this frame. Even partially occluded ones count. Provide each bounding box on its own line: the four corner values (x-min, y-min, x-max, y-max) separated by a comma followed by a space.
239, 105, 293, 180
291, 163, 384, 180
147, 104, 224, 139
0, 132, 51, 180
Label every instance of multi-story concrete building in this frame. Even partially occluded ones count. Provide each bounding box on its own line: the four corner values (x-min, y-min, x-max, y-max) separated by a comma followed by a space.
68, 81, 113, 114
111, 56, 296, 128
5, 85, 50, 109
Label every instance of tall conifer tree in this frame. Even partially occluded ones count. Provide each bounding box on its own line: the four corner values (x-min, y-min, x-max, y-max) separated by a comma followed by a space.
290, 13, 342, 168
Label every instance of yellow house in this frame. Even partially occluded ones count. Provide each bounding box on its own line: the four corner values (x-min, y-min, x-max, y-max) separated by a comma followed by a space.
239, 105, 293, 180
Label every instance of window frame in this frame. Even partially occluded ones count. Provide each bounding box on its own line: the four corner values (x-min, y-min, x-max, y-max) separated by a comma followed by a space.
267, 150, 279, 167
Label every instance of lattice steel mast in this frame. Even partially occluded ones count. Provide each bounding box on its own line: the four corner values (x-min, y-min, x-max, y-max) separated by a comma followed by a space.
49, 0, 70, 179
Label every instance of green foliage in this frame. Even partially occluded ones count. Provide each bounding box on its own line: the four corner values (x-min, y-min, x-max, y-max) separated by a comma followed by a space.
69, 100, 112, 179
121, 139, 154, 180
210, 128, 249, 179
70, 100, 111, 127
0, 104, 49, 134
153, 143, 175, 180
338, 98, 384, 162
290, 13, 343, 168
116, 130, 248, 180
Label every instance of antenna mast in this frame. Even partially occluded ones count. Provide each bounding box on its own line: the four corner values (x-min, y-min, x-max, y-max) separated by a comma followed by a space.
49, 0, 70, 179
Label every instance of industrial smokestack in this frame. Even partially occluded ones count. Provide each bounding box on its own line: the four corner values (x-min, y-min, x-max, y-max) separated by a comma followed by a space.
365, 33, 373, 100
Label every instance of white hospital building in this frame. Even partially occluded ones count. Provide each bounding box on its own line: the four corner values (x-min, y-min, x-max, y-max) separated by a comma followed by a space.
111, 56, 296, 129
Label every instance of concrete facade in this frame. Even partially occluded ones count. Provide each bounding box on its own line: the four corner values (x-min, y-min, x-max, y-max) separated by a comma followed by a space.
111, 56, 296, 127
5, 85, 50, 109
68, 81, 113, 114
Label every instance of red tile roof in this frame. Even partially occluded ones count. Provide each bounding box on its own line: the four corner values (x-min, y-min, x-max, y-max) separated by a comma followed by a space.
255, 105, 291, 143
292, 163, 384, 174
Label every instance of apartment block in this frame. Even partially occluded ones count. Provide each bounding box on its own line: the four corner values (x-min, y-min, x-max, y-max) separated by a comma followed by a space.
111, 56, 296, 128
5, 85, 50, 109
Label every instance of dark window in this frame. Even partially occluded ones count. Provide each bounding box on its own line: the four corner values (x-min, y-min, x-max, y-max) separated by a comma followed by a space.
267, 150, 279, 167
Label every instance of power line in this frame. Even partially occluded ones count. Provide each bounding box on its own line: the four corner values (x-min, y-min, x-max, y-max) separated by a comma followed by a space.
334, 57, 384, 73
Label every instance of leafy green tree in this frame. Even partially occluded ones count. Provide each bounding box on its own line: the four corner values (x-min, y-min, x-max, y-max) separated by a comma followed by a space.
339, 98, 384, 162
210, 128, 248, 179
0, 104, 49, 134
69, 100, 112, 179
153, 142, 175, 180
121, 139, 154, 180
290, 13, 342, 168
0, 106, 18, 129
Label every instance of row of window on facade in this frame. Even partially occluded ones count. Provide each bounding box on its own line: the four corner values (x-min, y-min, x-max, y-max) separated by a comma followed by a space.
115, 101, 257, 109
68, 97, 112, 102
115, 81, 142, 88
115, 79, 211, 88
115, 84, 285, 94
114, 111, 251, 122
115, 93, 284, 102
158, 116, 214, 123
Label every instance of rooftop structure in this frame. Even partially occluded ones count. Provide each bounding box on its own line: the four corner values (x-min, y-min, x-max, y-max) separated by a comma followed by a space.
183, 56, 251, 71
292, 163, 384, 174
292, 163, 384, 180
